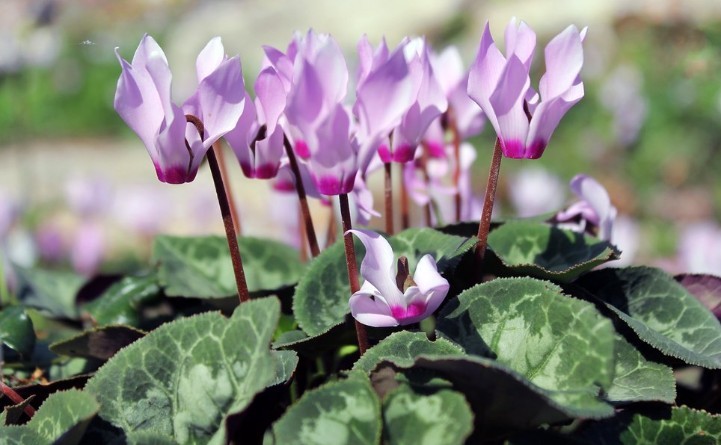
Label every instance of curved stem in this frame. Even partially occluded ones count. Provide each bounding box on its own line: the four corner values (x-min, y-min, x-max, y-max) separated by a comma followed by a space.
339, 193, 369, 355
186, 115, 249, 303
283, 136, 320, 258
1, 381, 35, 419
475, 138, 503, 262
448, 110, 462, 223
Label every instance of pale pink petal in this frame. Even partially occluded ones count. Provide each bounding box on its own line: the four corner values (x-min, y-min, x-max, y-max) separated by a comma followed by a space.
348, 229, 405, 308
195, 36, 225, 82
349, 288, 398, 327
467, 22, 506, 134
540, 25, 584, 100
504, 18, 536, 69
197, 56, 247, 150
255, 67, 287, 132
570, 174, 615, 241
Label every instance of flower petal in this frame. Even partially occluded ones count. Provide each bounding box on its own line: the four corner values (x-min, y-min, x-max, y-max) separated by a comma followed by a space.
197, 56, 247, 150
255, 66, 287, 133
347, 229, 405, 308
349, 284, 399, 327
195, 36, 225, 83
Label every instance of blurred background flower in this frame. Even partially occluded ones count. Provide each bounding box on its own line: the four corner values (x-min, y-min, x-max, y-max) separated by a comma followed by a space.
1, 0, 721, 275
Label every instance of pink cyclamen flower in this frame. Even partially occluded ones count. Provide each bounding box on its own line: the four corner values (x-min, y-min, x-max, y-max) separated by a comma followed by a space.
115, 35, 247, 183
554, 174, 616, 241
468, 19, 586, 159
348, 229, 450, 327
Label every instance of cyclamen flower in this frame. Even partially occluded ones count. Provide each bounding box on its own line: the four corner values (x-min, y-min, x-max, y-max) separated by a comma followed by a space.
114, 35, 247, 183
349, 229, 449, 327
468, 19, 586, 159
554, 174, 616, 241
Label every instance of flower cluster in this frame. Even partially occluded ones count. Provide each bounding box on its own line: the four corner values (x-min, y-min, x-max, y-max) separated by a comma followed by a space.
113, 19, 587, 327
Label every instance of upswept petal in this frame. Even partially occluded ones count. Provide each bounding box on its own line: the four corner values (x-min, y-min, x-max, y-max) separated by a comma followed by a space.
539, 25, 584, 100
262, 45, 293, 90
430, 46, 464, 95
504, 18, 536, 69
355, 46, 414, 138
255, 67, 287, 132
348, 229, 405, 308
286, 58, 325, 136
309, 105, 357, 195
488, 55, 531, 156
412, 254, 449, 297
154, 105, 190, 183
113, 50, 162, 155
224, 92, 258, 177
195, 36, 225, 83
467, 22, 506, 134
197, 56, 246, 150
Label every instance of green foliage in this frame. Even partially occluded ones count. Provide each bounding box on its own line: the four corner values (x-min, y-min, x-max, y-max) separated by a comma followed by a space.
82, 275, 160, 326
437, 277, 616, 416
15, 268, 86, 319
487, 221, 619, 282
84, 297, 286, 444
580, 406, 721, 444
382, 384, 473, 445
153, 235, 305, 298
352, 331, 463, 374
0, 390, 99, 445
0, 305, 36, 357
270, 376, 382, 445
578, 267, 721, 368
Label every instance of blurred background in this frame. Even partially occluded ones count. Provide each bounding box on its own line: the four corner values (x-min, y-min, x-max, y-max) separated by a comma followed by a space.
1, 0, 721, 277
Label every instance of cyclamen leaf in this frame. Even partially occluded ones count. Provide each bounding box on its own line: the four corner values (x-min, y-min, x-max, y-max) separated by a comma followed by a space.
578, 267, 721, 368
579, 405, 721, 444
1, 389, 99, 445
82, 275, 160, 326
605, 333, 675, 404
437, 277, 615, 416
50, 325, 146, 360
294, 228, 474, 337
85, 297, 281, 444
270, 376, 381, 445
0, 305, 35, 357
383, 384, 473, 445
153, 235, 305, 298
15, 268, 86, 319
487, 221, 618, 282
352, 331, 464, 374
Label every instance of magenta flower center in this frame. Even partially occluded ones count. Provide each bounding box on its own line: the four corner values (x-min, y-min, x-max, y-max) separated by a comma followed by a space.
390, 301, 426, 322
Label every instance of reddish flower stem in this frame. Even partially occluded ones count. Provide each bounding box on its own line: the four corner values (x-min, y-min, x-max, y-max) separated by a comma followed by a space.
186, 115, 250, 303
1, 381, 35, 419
339, 193, 369, 355
475, 138, 503, 262
213, 140, 242, 236
399, 168, 410, 230
283, 136, 320, 258
384, 162, 394, 235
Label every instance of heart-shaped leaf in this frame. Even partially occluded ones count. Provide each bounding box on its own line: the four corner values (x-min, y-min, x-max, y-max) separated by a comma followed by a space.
85, 297, 282, 444
294, 228, 474, 337
0, 306, 35, 357
605, 333, 675, 404
1, 389, 99, 445
50, 325, 146, 360
352, 331, 463, 374
437, 277, 615, 416
82, 275, 160, 326
270, 375, 381, 445
153, 235, 305, 298
383, 384, 473, 445
15, 268, 85, 319
487, 221, 618, 282
579, 405, 721, 444
577, 267, 721, 368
